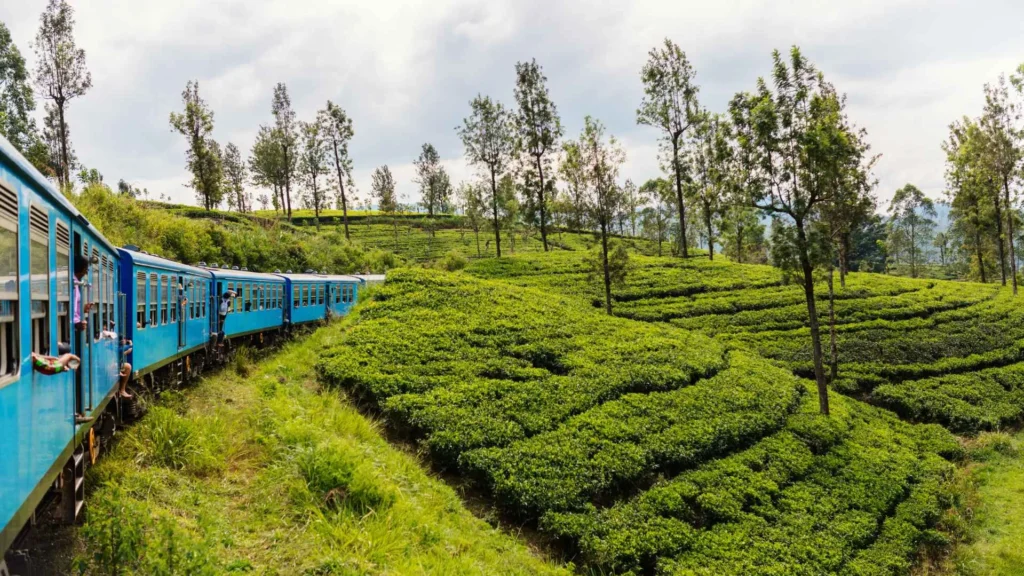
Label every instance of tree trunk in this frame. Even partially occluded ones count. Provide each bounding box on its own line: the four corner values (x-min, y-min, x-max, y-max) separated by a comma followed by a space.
839, 233, 850, 288
736, 222, 744, 264
536, 155, 549, 252
828, 266, 839, 383
57, 100, 70, 190
1004, 178, 1018, 295
975, 224, 987, 284
796, 220, 829, 416
332, 140, 350, 240
313, 182, 321, 232
283, 145, 293, 220
490, 170, 501, 257
993, 191, 1006, 285
910, 220, 916, 278
600, 220, 612, 315
671, 138, 688, 258
703, 200, 714, 261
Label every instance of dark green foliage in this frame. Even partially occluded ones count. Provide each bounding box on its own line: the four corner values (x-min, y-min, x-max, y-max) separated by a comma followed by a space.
71, 184, 396, 273
318, 266, 959, 574
468, 251, 1024, 433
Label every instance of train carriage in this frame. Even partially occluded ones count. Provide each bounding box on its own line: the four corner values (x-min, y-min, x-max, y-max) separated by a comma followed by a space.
278, 273, 330, 326
0, 136, 124, 553
204, 266, 286, 344
119, 248, 214, 382
321, 275, 362, 318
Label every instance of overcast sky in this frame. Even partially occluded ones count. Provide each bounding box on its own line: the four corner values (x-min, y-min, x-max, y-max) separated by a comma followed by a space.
2, 0, 1022, 210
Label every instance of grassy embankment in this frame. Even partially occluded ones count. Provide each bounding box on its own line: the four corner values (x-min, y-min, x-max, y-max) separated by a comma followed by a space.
74, 320, 568, 575
948, 431, 1024, 575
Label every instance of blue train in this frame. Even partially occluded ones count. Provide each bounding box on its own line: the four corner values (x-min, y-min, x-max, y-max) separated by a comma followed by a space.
0, 135, 381, 561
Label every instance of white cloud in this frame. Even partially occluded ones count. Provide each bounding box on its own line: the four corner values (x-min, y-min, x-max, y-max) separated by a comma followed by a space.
2, 0, 1022, 211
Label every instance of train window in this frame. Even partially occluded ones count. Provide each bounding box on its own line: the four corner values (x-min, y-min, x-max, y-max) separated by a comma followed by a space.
29, 206, 50, 354
300, 285, 307, 307
257, 284, 263, 310
136, 272, 146, 328
0, 182, 17, 379
159, 276, 168, 324
293, 284, 300, 308
99, 255, 108, 332
318, 285, 324, 305
278, 285, 283, 309
56, 222, 70, 344
199, 283, 206, 318
149, 273, 158, 326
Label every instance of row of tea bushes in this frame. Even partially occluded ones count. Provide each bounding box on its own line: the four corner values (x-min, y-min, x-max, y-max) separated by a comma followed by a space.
466, 252, 1023, 433
318, 267, 961, 573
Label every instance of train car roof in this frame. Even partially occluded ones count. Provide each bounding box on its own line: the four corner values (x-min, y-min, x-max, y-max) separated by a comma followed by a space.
0, 135, 118, 253
119, 247, 213, 276
203, 266, 285, 282
318, 274, 363, 283
352, 274, 386, 283
275, 273, 329, 282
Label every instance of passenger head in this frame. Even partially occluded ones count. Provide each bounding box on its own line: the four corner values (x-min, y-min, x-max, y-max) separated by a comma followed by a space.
74, 255, 89, 279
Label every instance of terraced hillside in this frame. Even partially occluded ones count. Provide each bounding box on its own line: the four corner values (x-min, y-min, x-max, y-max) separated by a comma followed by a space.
467, 252, 1022, 434
317, 269, 961, 574
330, 221, 652, 263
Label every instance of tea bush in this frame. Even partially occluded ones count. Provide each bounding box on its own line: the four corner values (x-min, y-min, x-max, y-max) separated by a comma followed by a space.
467, 252, 1024, 433
319, 267, 960, 574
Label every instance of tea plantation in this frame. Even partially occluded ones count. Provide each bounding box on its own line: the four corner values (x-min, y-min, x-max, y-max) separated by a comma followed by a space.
318, 268, 963, 574
467, 251, 1023, 434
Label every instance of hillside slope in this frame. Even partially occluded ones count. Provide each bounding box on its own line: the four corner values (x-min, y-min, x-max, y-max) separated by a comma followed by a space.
467, 251, 1024, 434
317, 268, 961, 574
75, 323, 568, 575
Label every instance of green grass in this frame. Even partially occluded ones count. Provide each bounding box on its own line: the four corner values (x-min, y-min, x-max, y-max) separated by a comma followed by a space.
75, 321, 569, 575
951, 431, 1024, 575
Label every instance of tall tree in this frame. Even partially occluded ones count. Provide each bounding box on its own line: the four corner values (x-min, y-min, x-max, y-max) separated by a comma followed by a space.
41, 101, 73, 183
272, 83, 298, 220
619, 179, 643, 237
944, 118, 993, 283
299, 119, 330, 230
459, 181, 486, 257
579, 116, 626, 314
0, 22, 43, 164
639, 177, 674, 256
687, 112, 732, 260
720, 204, 765, 264
222, 142, 248, 212
249, 125, 286, 214
888, 184, 936, 279
169, 80, 223, 210
729, 47, 856, 416
371, 165, 398, 250
457, 95, 514, 257
637, 38, 701, 258
414, 143, 452, 217
982, 73, 1021, 295
559, 141, 587, 230
33, 0, 91, 191
320, 101, 355, 239
514, 58, 562, 252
